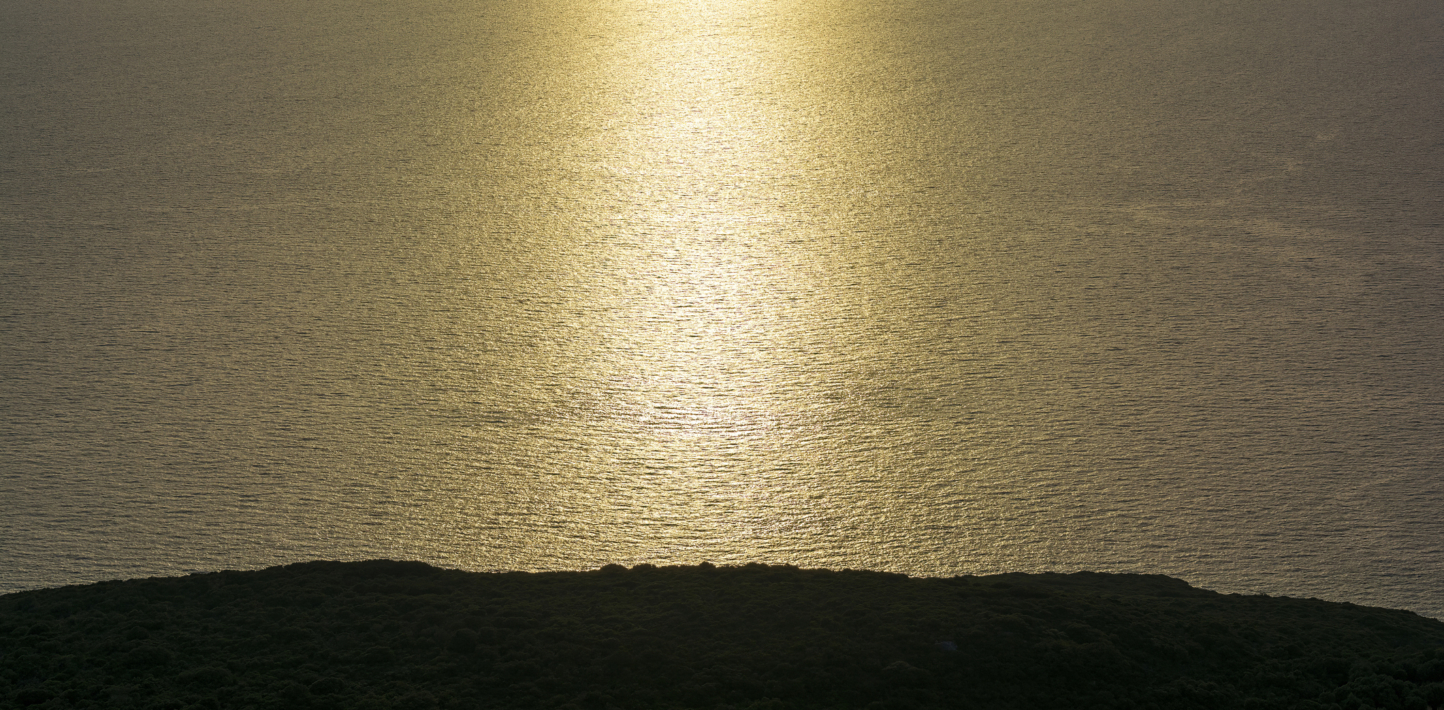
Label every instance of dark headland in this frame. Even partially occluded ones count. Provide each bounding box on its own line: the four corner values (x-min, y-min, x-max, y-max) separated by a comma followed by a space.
3, 562, 1443, 709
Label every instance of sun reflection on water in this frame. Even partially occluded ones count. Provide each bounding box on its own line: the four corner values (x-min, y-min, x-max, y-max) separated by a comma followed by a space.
483, 0, 870, 566
575, 0, 818, 446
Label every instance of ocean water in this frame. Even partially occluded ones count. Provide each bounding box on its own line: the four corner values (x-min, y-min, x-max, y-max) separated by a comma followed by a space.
2, 0, 1442, 618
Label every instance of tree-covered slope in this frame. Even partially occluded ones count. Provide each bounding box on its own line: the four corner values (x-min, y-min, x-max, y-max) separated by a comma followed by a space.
3, 561, 1443, 709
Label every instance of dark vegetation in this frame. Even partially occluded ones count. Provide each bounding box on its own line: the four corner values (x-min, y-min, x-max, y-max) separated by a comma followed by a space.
3, 561, 1444, 709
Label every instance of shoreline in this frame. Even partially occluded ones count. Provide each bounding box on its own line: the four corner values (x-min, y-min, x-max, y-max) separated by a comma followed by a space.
4, 560, 1444, 708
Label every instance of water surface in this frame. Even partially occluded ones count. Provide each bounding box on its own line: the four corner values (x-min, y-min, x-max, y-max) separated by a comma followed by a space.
2, 0, 1442, 617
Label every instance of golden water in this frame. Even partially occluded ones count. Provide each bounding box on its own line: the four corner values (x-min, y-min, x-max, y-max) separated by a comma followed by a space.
2, 0, 1442, 616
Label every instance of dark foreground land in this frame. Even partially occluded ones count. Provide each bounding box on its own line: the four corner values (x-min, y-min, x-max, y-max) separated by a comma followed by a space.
3, 562, 1443, 710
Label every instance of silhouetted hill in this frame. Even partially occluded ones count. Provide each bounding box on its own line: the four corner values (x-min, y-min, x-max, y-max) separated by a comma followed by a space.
3, 561, 1443, 709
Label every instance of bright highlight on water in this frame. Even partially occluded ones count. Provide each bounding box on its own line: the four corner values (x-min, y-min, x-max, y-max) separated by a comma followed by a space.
1, 0, 1441, 618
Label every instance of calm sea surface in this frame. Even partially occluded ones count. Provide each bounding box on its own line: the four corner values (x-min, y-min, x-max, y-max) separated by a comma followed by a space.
3, 0, 1443, 617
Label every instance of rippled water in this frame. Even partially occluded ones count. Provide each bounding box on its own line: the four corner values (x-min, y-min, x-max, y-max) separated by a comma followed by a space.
3, 0, 1442, 617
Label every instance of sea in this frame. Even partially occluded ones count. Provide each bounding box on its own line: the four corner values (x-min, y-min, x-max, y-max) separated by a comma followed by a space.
3, 0, 1442, 619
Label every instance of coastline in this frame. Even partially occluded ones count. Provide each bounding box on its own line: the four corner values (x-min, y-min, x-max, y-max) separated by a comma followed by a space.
4, 561, 1444, 709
